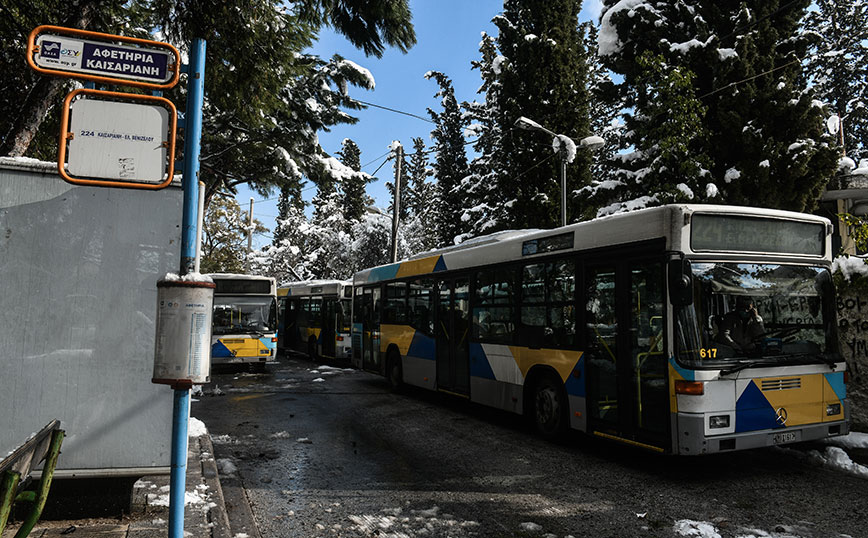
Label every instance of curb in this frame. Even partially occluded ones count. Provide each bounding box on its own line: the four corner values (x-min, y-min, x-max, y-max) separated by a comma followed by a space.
195, 433, 232, 538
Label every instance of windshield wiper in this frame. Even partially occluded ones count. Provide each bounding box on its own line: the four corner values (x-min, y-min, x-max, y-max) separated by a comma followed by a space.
719, 360, 762, 376
784, 352, 837, 370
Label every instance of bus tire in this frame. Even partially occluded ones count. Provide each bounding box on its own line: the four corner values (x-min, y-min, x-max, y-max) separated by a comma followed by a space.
386, 350, 403, 392
532, 373, 568, 440
308, 337, 319, 361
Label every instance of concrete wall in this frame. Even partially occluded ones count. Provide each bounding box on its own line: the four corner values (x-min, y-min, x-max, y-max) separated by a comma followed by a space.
0, 159, 181, 475
836, 273, 868, 430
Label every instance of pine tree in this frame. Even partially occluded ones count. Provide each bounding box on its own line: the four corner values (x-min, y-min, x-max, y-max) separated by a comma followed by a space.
492, 0, 592, 229
582, 52, 713, 215
337, 138, 372, 225
426, 71, 470, 246
461, 31, 509, 237
581, 20, 625, 217
403, 137, 438, 253
805, 0, 868, 162
596, 0, 839, 215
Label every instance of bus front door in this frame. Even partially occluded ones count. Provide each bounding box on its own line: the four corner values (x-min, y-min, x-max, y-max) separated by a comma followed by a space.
435, 277, 470, 396
322, 299, 336, 358
585, 260, 669, 451
362, 286, 382, 373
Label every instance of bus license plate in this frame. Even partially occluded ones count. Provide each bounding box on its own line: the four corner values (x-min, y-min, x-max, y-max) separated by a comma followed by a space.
771, 431, 798, 445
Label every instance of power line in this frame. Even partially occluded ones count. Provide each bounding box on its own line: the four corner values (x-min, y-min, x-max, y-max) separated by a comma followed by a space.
698, 58, 801, 100
362, 150, 393, 169
353, 99, 435, 124
514, 151, 558, 180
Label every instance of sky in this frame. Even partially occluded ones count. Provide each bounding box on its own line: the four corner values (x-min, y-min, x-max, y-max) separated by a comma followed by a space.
238, 0, 604, 248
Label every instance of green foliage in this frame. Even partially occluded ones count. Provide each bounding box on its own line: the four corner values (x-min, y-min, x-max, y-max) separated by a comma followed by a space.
1, 0, 415, 215
426, 71, 470, 246
493, 0, 592, 229
839, 213, 868, 253
200, 195, 267, 273
337, 138, 371, 225
596, 0, 839, 216
805, 0, 868, 161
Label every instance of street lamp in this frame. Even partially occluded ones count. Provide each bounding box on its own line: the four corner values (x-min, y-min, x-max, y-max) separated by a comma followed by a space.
514, 116, 604, 227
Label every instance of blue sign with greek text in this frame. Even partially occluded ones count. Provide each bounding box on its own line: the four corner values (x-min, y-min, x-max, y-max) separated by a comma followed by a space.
35, 33, 175, 85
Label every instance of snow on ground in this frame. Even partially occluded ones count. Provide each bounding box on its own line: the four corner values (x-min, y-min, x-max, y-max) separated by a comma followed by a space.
188, 417, 208, 437
808, 446, 868, 479
312, 377, 326, 383
825, 431, 868, 450
674, 520, 721, 538
347, 505, 481, 538
216, 458, 237, 476
147, 483, 216, 509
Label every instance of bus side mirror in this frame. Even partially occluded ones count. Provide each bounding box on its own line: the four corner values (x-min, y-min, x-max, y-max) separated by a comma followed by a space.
668, 258, 693, 307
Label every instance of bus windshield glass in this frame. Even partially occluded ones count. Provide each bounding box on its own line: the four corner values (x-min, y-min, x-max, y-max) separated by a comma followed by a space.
213, 296, 277, 335
339, 299, 352, 333
675, 263, 840, 368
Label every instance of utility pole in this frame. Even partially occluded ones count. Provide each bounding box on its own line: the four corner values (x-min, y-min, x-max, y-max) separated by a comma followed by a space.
246, 197, 253, 273
390, 142, 403, 263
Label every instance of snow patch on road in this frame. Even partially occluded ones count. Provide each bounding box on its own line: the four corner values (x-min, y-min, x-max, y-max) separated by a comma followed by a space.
674, 519, 721, 538
808, 446, 868, 479
348, 506, 480, 537
216, 458, 237, 476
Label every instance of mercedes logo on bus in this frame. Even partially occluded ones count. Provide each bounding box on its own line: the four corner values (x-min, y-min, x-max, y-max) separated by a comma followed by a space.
776, 407, 789, 426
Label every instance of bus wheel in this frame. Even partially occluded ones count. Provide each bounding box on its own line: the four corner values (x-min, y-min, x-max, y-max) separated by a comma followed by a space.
387, 351, 403, 392
308, 337, 319, 361
533, 374, 567, 439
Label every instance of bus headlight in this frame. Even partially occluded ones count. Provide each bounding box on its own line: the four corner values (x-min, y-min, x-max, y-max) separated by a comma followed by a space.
709, 415, 730, 429
826, 403, 841, 416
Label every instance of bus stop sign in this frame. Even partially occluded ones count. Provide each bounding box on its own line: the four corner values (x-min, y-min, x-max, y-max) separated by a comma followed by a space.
28, 25, 180, 89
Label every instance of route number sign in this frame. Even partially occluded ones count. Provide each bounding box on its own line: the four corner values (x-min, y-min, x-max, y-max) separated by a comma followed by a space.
59, 89, 177, 189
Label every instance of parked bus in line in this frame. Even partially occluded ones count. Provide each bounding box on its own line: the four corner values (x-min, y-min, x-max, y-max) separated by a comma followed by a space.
351, 204, 849, 454
277, 280, 353, 361
208, 273, 278, 370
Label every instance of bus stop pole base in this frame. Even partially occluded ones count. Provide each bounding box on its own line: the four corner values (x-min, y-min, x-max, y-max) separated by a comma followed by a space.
168, 388, 190, 538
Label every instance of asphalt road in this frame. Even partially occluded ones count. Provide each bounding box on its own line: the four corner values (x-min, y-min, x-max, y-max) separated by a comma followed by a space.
192, 355, 867, 538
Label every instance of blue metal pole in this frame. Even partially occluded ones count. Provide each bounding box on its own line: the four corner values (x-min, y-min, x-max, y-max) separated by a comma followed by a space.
169, 388, 190, 538
169, 37, 206, 538
181, 38, 207, 274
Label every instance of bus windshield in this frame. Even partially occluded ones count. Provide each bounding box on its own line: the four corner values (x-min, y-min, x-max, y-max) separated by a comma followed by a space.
339, 299, 352, 333
675, 263, 840, 369
213, 296, 277, 335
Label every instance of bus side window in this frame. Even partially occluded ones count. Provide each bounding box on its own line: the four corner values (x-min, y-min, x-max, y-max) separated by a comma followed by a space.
409, 278, 434, 335
473, 267, 515, 344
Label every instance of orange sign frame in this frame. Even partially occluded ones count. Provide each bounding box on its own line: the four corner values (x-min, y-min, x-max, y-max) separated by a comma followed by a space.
58, 89, 177, 189
27, 25, 181, 90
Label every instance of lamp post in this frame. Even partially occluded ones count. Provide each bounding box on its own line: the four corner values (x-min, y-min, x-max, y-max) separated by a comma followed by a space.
514, 116, 604, 227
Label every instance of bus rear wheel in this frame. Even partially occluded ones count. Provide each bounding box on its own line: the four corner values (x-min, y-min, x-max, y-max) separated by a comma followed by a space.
308, 337, 319, 361
532, 374, 567, 439
387, 351, 403, 392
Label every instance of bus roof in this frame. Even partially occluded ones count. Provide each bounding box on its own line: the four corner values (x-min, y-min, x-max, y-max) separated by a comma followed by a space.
206, 273, 275, 282
277, 279, 351, 297
353, 204, 832, 285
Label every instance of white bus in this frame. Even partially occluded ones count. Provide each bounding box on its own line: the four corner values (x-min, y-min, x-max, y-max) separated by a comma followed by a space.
277, 280, 353, 361
208, 273, 278, 370
352, 204, 848, 454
